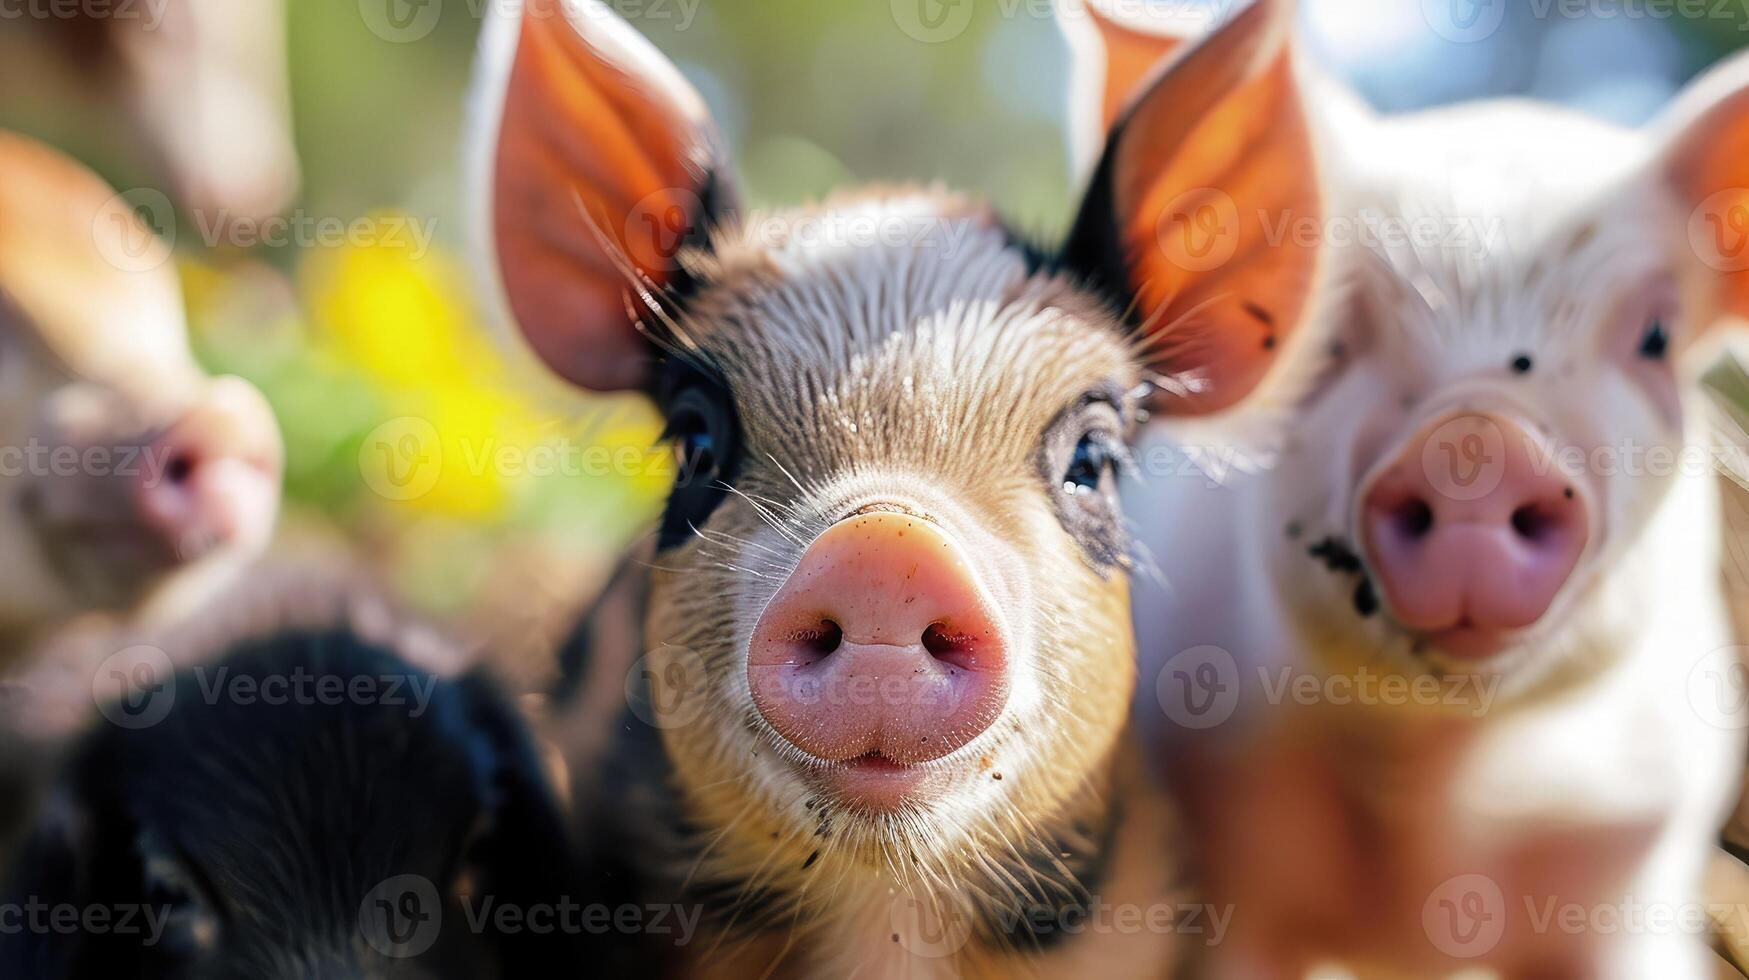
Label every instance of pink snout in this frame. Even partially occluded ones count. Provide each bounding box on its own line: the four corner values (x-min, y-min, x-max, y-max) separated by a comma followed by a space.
134, 377, 283, 563
748, 512, 1009, 772
1360, 413, 1588, 657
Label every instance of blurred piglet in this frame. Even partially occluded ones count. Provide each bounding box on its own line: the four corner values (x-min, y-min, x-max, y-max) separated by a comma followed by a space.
0, 132, 282, 664
464, 0, 1313, 973
0, 626, 583, 979
1068, 0, 1749, 974
31, 0, 299, 224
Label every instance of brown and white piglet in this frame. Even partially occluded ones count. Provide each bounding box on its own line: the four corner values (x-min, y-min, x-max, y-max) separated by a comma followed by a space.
466, 0, 1316, 975
0, 131, 283, 665
1069, 1, 1749, 975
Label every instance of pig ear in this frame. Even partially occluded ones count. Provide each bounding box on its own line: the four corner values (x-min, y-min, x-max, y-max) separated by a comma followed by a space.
1057, 0, 1211, 181
467, 0, 738, 391
1655, 51, 1749, 330
1062, 0, 1321, 417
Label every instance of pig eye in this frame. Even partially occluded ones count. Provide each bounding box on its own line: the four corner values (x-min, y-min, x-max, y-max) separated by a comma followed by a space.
1064, 434, 1115, 493
1042, 397, 1132, 572
1638, 319, 1669, 360
656, 378, 742, 551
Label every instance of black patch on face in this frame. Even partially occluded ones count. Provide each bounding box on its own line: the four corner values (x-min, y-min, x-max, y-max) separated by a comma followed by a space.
1052, 139, 1138, 323
652, 357, 744, 552
1038, 388, 1133, 573
1308, 536, 1362, 574
1510, 354, 1534, 375
1353, 579, 1379, 618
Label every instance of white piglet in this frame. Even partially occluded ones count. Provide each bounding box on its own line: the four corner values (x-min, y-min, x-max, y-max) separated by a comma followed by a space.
1068, 1, 1749, 976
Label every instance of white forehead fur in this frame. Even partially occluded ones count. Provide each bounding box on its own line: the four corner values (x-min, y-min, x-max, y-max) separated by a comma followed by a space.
1314, 91, 1675, 372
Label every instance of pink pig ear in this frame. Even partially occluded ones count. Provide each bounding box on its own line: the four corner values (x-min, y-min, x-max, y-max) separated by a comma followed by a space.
468, 0, 738, 392
1063, 0, 1322, 417
1058, 0, 1213, 179
1657, 51, 1749, 331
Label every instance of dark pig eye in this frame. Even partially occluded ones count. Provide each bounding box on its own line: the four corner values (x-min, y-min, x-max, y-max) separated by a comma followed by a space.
1638, 319, 1669, 360
1042, 395, 1133, 573
656, 376, 741, 550
1064, 433, 1114, 493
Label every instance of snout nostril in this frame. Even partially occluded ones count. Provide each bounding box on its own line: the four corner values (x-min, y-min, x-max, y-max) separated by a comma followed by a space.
921, 622, 959, 658
799, 619, 842, 657
1511, 504, 1551, 541
164, 453, 195, 486
1393, 498, 1435, 540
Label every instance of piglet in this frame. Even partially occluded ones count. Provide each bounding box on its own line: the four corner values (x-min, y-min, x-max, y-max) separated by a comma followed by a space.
0, 624, 582, 979
1070, 1, 1749, 975
466, 0, 1315, 974
0, 131, 283, 664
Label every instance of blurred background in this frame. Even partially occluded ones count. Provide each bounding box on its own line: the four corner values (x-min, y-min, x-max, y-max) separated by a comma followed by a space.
1, 0, 1745, 666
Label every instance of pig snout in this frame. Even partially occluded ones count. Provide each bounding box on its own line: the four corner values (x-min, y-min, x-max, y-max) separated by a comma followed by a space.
134, 377, 282, 561
747, 512, 1010, 779
1359, 412, 1588, 656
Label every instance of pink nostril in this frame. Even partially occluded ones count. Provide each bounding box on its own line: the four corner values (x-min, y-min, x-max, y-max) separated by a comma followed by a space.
1360, 412, 1589, 654
800, 620, 843, 660
131, 378, 283, 561
164, 452, 196, 486
747, 512, 1010, 777
1390, 497, 1435, 540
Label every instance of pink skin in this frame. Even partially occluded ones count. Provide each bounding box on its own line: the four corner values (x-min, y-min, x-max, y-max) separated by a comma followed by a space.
747, 512, 1009, 809
132, 378, 282, 565
1359, 412, 1588, 660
